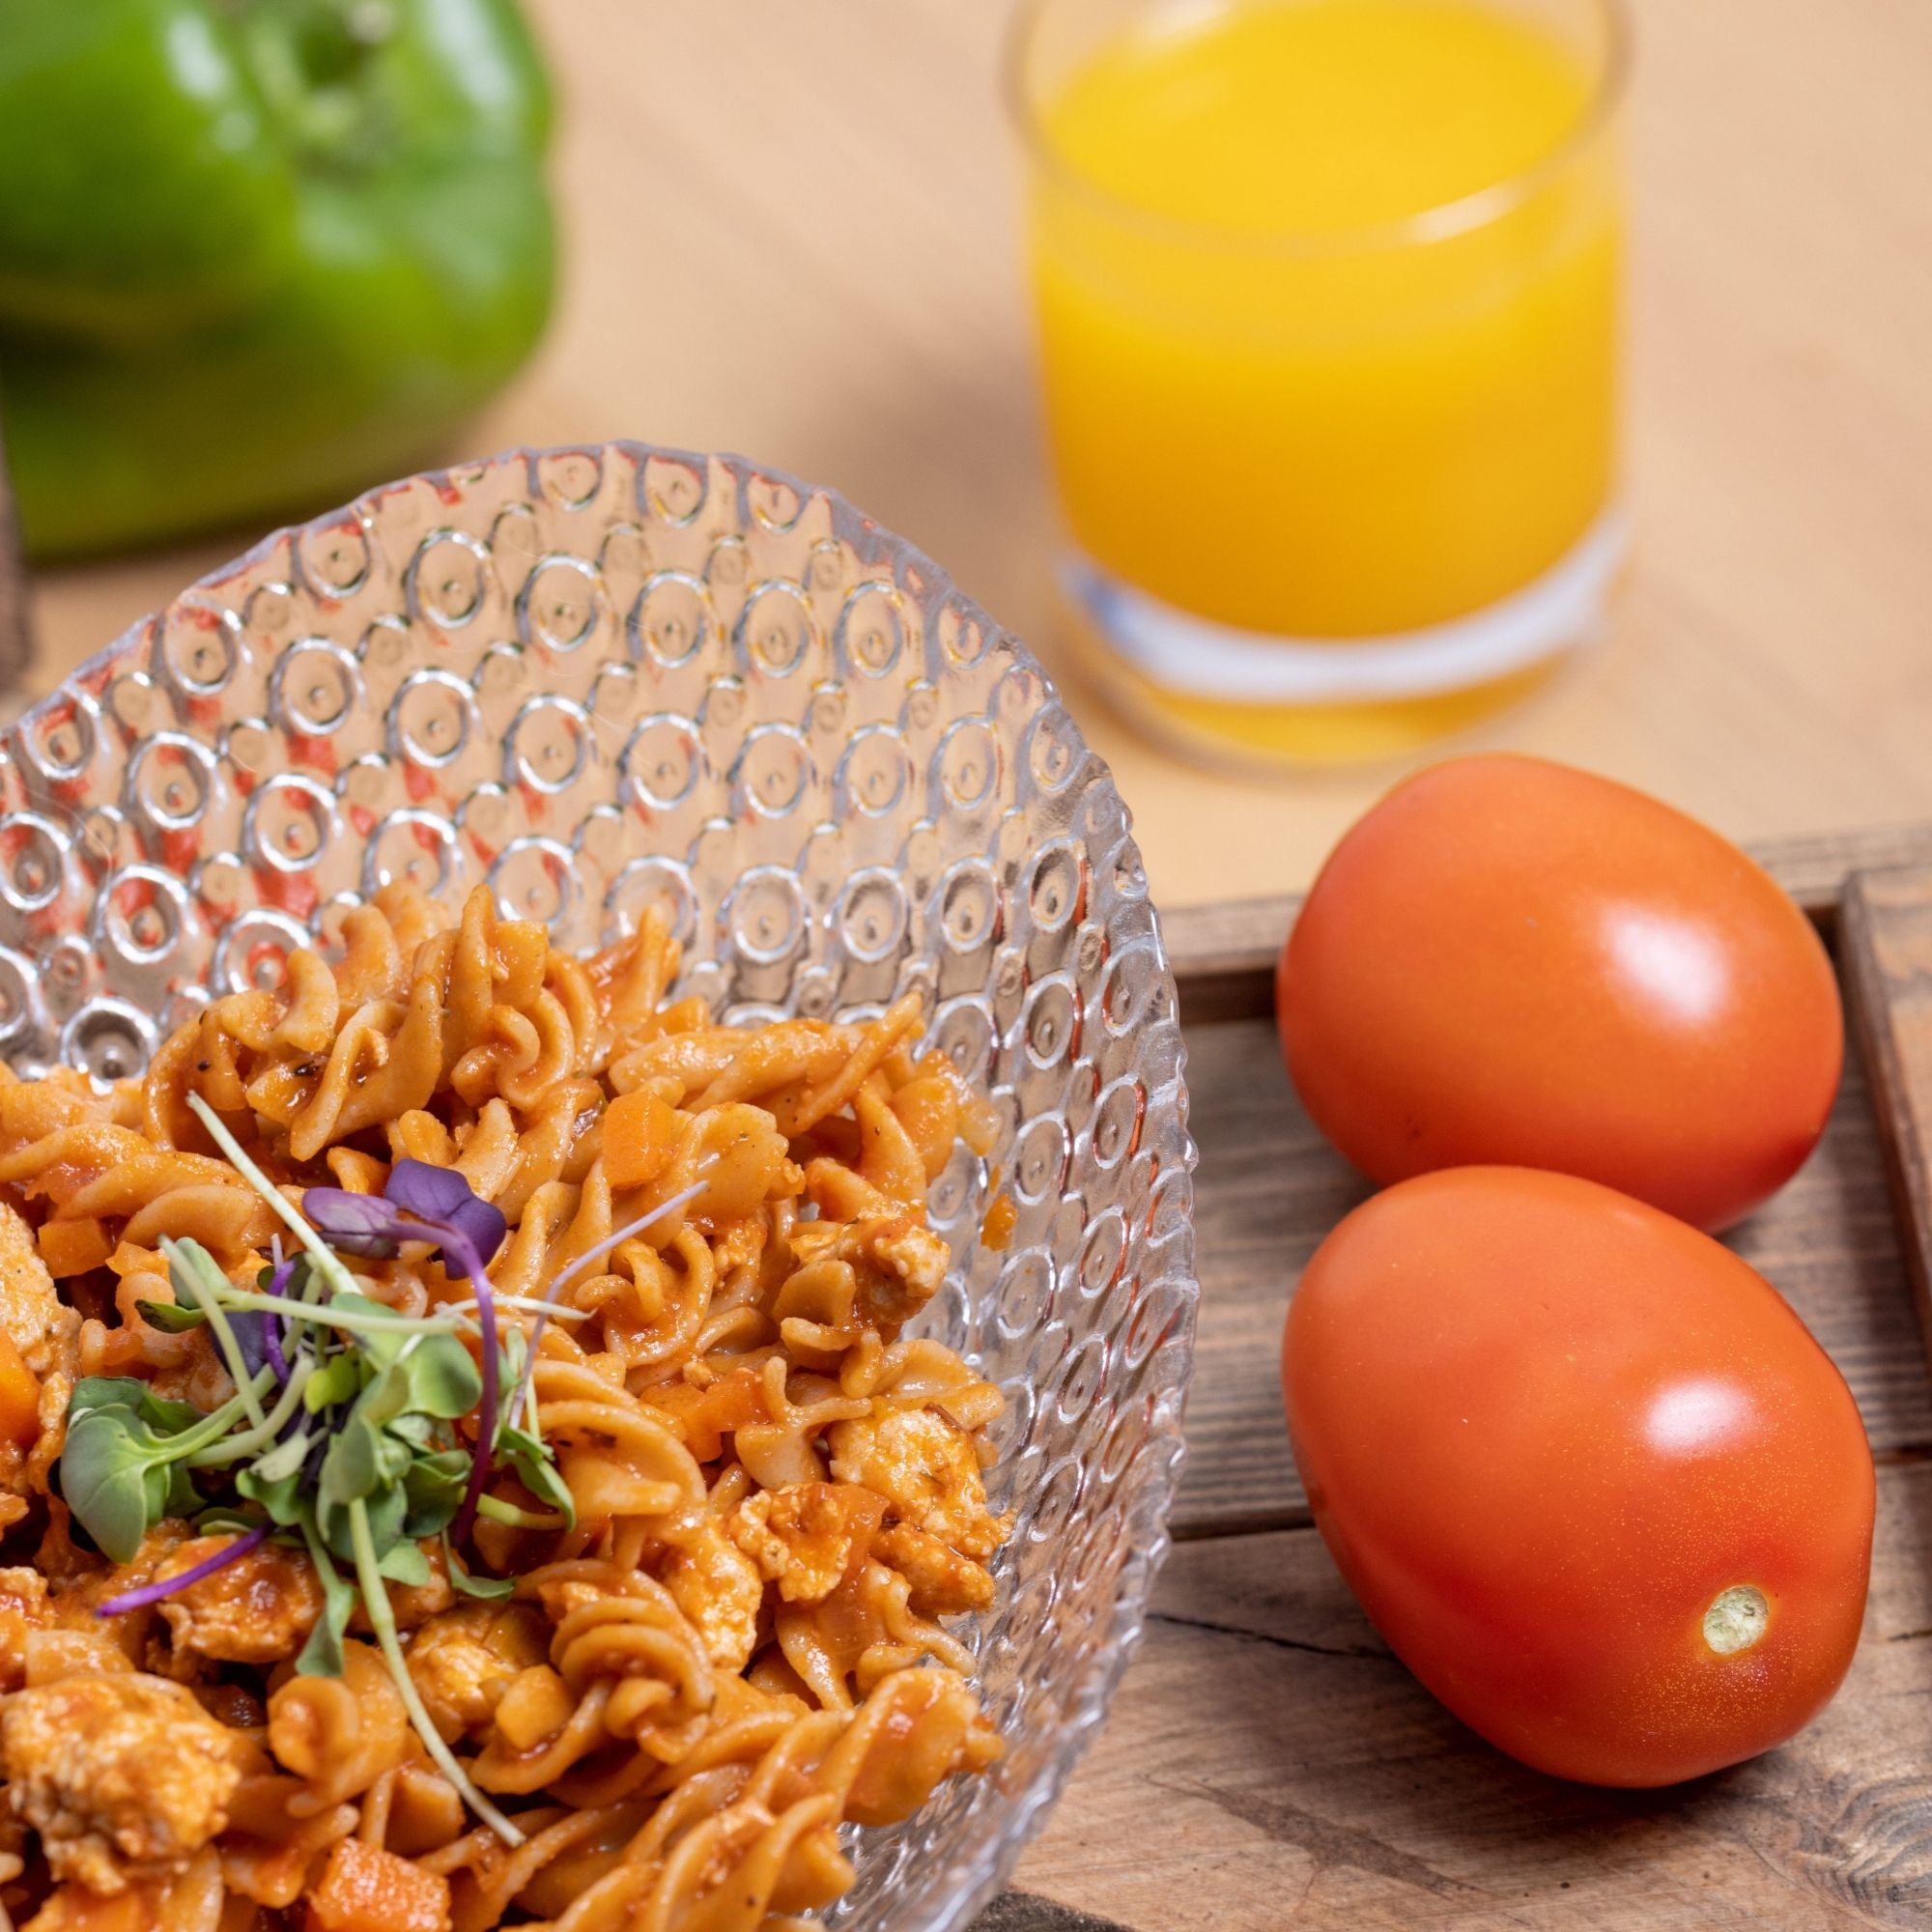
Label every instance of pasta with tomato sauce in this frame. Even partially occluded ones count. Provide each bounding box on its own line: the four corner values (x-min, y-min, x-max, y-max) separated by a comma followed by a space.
0, 884, 1009, 1932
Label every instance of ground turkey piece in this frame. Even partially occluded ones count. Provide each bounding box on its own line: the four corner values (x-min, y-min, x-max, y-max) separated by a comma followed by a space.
0, 1202, 80, 1532
660, 1518, 763, 1670
0, 1200, 78, 1381
157, 1536, 324, 1666
827, 1405, 1009, 1562
404, 1603, 547, 1744
1, 1671, 242, 1892
728, 1482, 885, 1604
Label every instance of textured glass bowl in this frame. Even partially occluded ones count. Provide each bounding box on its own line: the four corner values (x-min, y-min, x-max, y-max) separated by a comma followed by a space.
0, 442, 1198, 1930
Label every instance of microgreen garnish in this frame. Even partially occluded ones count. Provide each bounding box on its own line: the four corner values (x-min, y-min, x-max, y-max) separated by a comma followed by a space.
305, 1159, 508, 1273
60, 1371, 270, 1562
163, 1237, 269, 1429
295, 1512, 355, 1678
185, 1094, 361, 1301
444, 1532, 516, 1600
58, 1102, 565, 1846
185, 1357, 315, 1469
348, 1494, 524, 1844
302, 1159, 509, 1546
259, 1254, 293, 1382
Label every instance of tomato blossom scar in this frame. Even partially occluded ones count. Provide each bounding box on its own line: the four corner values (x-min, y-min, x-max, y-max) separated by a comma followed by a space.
1703, 1584, 1770, 1656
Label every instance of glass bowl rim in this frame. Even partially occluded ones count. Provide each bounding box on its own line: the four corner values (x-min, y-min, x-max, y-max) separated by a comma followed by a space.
10, 437, 1204, 1932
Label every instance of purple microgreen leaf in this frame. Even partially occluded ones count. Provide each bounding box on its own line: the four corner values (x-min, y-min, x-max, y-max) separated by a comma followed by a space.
436, 1226, 500, 1549
384, 1160, 506, 1278
96, 1523, 269, 1619
300, 1186, 409, 1258
442, 1193, 508, 1278
229, 1307, 273, 1383
261, 1258, 293, 1384
382, 1157, 475, 1223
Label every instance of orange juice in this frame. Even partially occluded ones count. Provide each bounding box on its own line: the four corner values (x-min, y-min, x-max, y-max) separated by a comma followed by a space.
1019, 0, 1625, 763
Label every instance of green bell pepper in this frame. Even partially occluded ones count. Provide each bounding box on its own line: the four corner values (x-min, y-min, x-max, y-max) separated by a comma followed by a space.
0, 0, 555, 559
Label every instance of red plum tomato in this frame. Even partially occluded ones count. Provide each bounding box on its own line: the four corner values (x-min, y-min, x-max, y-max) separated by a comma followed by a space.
1276, 754, 1843, 1230
1283, 1166, 1874, 1787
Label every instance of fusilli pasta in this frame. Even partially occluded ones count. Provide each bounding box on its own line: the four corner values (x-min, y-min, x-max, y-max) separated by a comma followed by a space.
0, 885, 1008, 1932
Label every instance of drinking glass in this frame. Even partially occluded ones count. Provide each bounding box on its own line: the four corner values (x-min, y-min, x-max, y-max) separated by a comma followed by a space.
1010, 0, 1630, 765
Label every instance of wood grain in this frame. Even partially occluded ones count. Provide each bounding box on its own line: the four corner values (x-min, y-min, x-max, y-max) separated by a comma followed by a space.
982, 851, 1932, 1928
1009, 1463, 1932, 1930
1841, 866, 1932, 1373
1163, 826, 1932, 1532
1171, 1007, 1932, 1539
22, 0, 1932, 906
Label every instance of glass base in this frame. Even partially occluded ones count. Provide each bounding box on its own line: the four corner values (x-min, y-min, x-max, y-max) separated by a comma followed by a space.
1059, 509, 1627, 769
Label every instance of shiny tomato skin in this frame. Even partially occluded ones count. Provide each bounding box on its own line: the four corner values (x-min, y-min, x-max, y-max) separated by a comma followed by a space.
1283, 1166, 1874, 1787
1277, 754, 1843, 1231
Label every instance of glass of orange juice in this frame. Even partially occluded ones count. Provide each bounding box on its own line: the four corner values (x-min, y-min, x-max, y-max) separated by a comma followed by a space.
1009, 0, 1629, 766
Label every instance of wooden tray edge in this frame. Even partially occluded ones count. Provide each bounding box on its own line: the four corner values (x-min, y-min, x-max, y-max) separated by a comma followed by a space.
1840, 864, 1932, 1377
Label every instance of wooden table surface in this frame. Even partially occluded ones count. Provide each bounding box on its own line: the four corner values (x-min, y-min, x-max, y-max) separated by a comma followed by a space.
1002, 829, 1932, 1932
19, 0, 1932, 908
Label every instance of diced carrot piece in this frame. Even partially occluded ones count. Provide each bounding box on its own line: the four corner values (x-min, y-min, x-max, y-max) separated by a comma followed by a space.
37, 1216, 113, 1279
22, 1881, 151, 1932
492, 1664, 575, 1750
0, 1329, 41, 1450
602, 1088, 680, 1191
307, 1836, 451, 1932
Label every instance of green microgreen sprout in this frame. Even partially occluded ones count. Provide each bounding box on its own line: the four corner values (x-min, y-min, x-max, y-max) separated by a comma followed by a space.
184, 1094, 363, 1301
348, 1495, 524, 1844
61, 1101, 716, 1844
60, 1371, 273, 1564
59, 1097, 584, 1847
161, 1236, 270, 1430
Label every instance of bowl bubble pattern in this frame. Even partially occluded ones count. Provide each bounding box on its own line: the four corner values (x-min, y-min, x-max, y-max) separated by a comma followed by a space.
0, 443, 1197, 1930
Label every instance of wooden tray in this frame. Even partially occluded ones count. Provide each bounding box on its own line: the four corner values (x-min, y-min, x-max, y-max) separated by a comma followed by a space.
980, 823, 1932, 1932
